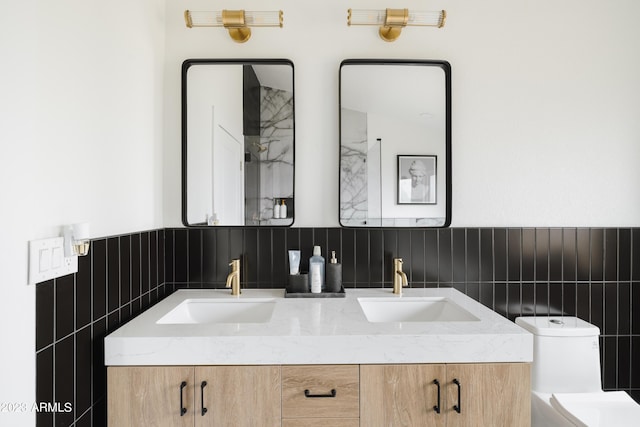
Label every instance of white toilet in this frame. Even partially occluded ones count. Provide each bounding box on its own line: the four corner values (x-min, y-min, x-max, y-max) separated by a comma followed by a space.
515, 316, 640, 427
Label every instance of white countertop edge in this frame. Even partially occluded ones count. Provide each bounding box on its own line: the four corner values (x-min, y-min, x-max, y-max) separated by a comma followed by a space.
105, 334, 533, 365
105, 288, 533, 366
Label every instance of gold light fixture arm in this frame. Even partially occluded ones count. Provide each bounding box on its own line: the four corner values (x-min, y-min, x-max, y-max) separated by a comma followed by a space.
222, 10, 251, 43
379, 8, 408, 42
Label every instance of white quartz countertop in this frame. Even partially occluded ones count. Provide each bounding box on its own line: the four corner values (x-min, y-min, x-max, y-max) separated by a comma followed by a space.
105, 288, 532, 366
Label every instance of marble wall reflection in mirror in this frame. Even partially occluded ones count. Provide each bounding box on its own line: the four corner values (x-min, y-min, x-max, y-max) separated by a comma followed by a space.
339, 60, 451, 227
182, 59, 295, 226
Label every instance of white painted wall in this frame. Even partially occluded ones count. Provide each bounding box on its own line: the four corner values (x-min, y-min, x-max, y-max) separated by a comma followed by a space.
164, 0, 640, 227
0, 1, 165, 425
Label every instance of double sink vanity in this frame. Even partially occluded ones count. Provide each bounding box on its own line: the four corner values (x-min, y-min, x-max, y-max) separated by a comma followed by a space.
105, 287, 532, 426
112, 56, 532, 426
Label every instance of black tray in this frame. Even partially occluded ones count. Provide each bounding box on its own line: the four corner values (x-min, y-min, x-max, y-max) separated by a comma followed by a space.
284, 286, 345, 298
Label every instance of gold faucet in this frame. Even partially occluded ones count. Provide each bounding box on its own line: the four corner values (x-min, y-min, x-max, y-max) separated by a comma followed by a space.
225, 259, 241, 296
393, 258, 408, 294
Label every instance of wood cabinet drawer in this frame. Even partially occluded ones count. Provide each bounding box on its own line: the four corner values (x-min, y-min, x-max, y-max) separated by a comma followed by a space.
282, 365, 359, 418
282, 419, 359, 427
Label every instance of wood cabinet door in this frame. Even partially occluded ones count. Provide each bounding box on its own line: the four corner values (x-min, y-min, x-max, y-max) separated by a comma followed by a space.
361, 364, 447, 427
107, 366, 194, 427
444, 363, 531, 427
195, 365, 281, 427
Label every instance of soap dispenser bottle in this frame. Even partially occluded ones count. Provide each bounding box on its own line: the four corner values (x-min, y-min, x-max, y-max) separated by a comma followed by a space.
325, 251, 342, 292
309, 245, 325, 293
280, 199, 287, 218
273, 199, 281, 219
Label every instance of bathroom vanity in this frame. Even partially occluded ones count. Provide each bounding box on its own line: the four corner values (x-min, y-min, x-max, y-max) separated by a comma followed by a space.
105, 288, 532, 426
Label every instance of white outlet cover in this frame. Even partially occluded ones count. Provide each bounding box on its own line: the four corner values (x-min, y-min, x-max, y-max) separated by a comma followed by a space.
28, 237, 78, 285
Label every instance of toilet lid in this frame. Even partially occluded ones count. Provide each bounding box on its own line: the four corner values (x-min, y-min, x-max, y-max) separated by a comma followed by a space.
550, 391, 640, 427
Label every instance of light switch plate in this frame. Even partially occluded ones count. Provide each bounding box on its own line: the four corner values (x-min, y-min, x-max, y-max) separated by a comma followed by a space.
28, 237, 78, 285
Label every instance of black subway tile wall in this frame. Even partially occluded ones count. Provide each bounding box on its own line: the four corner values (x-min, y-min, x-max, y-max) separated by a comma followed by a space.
164, 227, 640, 403
35, 227, 640, 426
35, 230, 165, 427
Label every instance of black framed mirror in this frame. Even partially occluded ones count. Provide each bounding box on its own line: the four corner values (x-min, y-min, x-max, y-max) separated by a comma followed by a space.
182, 59, 295, 226
339, 59, 451, 227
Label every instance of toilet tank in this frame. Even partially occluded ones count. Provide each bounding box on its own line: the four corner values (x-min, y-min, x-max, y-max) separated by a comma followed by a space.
515, 316, 602, 393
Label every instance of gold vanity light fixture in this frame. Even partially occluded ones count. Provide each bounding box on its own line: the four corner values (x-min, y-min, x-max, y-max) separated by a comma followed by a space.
184, 9, 283, 43
347, 8, 446, 42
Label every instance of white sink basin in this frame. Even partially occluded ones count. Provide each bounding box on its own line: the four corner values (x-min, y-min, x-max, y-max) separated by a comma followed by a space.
156, 298, 276, 324
358, 297, 480, 323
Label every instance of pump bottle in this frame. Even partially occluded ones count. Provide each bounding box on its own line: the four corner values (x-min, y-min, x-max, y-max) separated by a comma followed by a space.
309, 246, 325, 293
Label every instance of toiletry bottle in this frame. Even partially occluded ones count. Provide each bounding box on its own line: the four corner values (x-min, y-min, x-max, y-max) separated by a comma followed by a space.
273, 199, 281, 219
325, 251, 342, 293
309, 245, 325, 293
288, 250, 301, 275
280, 199, 287, 218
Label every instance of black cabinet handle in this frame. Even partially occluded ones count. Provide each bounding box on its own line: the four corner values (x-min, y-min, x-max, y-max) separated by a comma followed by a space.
453, 378, 461, 413
304, 389, 337, 398
200, 381, 208, 416
433, 379, 441, 414
179, 381, 187, 416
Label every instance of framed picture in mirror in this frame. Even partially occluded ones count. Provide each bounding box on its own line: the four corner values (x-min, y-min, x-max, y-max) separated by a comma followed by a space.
397, 155, 437, 205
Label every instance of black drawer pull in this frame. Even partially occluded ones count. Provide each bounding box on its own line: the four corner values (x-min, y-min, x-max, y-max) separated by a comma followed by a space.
433, 379, 441, 414
453, 378, 461, 413
304, 389, 337, 398
179, 381, 187, 416
200, 381, 208, 416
